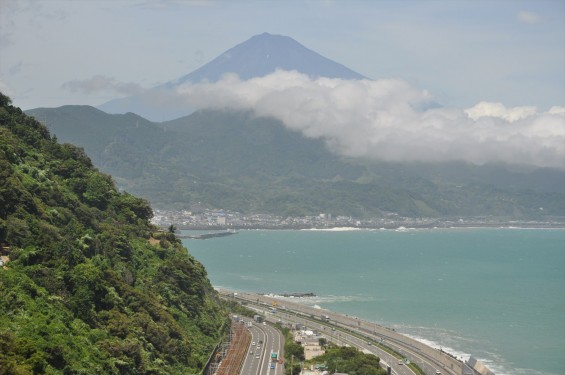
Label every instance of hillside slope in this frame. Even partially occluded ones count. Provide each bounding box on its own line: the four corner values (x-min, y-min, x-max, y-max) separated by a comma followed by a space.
0, 93, 227, 374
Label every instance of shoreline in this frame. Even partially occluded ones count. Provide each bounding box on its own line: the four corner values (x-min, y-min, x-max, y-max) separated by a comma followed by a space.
220, 288, 490, 375
178, 224, 565, 232
173, 220, 565, 231
269, 291, 503, 374
191, 229, 564, 375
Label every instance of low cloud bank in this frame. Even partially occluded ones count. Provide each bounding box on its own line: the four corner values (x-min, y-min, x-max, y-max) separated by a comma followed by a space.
176, 70, 565, 169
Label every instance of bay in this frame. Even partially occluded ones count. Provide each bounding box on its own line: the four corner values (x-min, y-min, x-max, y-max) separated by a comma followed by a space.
182, 228, 565, 375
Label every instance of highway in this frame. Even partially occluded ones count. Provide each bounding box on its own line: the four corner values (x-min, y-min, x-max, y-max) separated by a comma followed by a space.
223, 290, 463, 375
244, 304, 413, 375
239, 318, 284, 375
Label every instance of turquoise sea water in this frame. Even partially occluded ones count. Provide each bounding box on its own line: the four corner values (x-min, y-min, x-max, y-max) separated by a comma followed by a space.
182, 228, 565, 375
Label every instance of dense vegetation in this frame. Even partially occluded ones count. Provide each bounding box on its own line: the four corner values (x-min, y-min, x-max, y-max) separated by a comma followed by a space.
26, 106, 565, 219
306, 346, 387, 375
278, 326, 304, 375
0, 93, 227, 374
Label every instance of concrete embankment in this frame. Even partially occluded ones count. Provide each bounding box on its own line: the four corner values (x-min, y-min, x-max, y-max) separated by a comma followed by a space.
177, 231, 238, 239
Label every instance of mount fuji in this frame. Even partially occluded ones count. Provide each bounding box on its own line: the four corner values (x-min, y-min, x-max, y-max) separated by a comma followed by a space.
97, 33, 366, 121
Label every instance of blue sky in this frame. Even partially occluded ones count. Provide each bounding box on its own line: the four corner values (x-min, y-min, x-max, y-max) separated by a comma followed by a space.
1, 0, 563, 111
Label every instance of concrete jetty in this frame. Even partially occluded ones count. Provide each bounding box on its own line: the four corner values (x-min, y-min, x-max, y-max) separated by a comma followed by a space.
178, 231, 238, 240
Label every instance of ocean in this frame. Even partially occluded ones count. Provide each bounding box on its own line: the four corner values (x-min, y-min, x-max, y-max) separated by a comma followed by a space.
181, 228, 565, 375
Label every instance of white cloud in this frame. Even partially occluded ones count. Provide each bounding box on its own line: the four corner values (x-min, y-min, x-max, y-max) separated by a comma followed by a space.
549, 106, 565, 115
62, 75, 143, 96
176, 70, 565, 169
464, 102, 537, 122
517, 10, 540, 24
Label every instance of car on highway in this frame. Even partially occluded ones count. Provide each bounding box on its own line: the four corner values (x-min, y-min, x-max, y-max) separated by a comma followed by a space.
252, 341, 256, 346
398, 360, 403, 365
270, 363, 275, 369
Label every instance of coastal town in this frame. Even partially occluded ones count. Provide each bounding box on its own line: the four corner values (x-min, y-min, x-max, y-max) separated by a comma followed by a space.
151, 208, 565, 230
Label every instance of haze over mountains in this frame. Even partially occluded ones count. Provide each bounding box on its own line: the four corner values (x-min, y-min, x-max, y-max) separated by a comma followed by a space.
26, 32, 565, 219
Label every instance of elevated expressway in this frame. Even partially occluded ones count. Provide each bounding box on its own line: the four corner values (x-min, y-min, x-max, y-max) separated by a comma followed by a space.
223, 290, 463, 375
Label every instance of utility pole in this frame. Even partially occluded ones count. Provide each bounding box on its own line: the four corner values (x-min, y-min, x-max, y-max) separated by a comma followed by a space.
290, 354, 294, 375
335, 359, 341, 374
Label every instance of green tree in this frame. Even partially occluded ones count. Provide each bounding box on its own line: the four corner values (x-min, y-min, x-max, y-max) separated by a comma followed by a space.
82, 173, 113, 209
0, 93, 228, 374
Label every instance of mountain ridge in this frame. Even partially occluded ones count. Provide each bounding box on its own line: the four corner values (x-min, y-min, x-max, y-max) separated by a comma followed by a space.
25, 105, 565, 219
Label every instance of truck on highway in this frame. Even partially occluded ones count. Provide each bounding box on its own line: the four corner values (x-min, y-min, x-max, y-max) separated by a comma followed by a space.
270, 351, 278, 362
321, 314, 330, 322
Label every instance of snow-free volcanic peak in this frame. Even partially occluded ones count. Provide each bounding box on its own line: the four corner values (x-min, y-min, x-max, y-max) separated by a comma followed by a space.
98, 32, 366, 121
171, 32, 366, 85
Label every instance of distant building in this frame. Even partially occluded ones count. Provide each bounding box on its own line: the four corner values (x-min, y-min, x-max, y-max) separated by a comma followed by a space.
0, 243, 10, 255
303, 343, 325, 360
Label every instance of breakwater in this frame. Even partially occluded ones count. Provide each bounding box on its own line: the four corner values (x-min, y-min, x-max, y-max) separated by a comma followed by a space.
177, 231, 238, 240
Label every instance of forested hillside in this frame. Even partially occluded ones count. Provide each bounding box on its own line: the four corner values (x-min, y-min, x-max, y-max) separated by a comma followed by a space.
0, 93, 227, 374
26, 106, 565, 219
